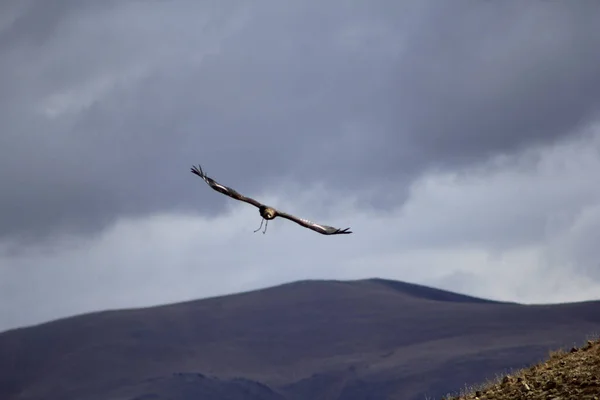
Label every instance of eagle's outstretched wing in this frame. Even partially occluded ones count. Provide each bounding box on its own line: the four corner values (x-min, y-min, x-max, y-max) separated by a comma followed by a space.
191, 165, 263, 209
276, 211, 352, 235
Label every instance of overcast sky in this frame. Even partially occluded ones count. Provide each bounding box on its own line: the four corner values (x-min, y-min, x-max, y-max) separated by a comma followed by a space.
2, 0, 600, 333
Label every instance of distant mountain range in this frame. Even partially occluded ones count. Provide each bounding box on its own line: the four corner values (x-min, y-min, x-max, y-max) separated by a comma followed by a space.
1, 278, 599, 400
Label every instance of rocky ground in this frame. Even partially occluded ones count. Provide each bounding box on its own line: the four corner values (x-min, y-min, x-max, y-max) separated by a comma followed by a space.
445, 337, 600, 400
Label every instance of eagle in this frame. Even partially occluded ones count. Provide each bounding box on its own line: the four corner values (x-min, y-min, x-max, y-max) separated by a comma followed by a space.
191, 165, 352, 235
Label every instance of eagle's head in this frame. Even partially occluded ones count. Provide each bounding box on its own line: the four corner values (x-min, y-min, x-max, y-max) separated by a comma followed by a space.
259, 206, 276, 220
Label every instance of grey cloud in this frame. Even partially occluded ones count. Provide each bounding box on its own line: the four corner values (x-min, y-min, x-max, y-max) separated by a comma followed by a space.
2, 0, 600, 242
390, 1, 600, 167
0, 0, 87, 48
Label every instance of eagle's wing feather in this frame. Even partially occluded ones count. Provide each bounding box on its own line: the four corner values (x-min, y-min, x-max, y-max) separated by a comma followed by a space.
276, 211, 352, 235
191, 165, 263, 209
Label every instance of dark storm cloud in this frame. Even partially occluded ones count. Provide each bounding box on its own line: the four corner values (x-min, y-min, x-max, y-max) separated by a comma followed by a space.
392, 2, 600, 167
1, 0, 600, 241
0, 0, 79, 48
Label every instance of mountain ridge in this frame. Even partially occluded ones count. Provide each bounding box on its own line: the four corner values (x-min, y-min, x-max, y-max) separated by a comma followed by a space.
2, 278, 599, 400
0, 277, 502, 335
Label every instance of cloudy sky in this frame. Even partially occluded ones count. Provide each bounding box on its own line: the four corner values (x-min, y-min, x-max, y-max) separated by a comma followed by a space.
2, 0, 600, 333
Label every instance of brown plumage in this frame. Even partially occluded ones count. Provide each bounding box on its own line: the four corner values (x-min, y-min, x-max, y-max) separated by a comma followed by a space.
190, 165, 352, 235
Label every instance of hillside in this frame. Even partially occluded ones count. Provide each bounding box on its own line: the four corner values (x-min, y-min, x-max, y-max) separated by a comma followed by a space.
1, 278, 600, 400
445, 337, 600, 400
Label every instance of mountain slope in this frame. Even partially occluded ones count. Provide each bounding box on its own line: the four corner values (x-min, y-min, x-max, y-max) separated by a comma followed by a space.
1, 278, 600, 400
445, 337, 600, 400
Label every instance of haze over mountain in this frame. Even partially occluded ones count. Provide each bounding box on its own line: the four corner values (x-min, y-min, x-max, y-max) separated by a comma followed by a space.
2, 278, 599, 400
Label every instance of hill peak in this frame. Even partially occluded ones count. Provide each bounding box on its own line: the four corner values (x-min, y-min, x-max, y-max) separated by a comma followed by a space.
252, 277, 503, 305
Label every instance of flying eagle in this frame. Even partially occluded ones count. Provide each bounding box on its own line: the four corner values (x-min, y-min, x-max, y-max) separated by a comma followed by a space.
191, 165, 352, 235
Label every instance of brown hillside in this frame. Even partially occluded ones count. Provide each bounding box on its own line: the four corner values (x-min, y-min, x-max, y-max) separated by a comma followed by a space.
445, 337, 600, 400
1, 278, 600, 400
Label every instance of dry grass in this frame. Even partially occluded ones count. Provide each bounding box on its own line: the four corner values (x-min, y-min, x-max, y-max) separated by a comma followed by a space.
444, 337, 600, 400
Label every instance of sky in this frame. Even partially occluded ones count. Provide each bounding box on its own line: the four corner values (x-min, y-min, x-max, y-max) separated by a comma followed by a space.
2, 0, 600, 333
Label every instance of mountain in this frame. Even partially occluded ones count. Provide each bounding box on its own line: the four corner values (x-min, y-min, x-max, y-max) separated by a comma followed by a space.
445, 337, 600, 399
1, 278, 600, 400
